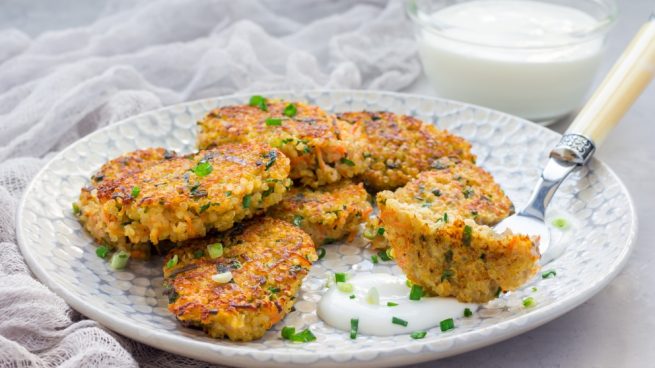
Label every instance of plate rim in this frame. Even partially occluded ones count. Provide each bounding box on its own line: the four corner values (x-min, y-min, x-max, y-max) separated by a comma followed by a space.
16, 89, 639, 367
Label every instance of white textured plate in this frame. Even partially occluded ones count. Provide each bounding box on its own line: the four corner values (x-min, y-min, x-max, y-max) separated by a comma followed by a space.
17, 90, 637, 367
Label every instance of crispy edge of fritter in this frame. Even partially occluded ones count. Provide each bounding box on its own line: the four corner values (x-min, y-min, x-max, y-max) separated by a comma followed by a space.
197, 99, 368, 187
267, 181, 373, 246
336, 111, 476, 191
89, 147, 178, 185
162, 217, 317, 341
377, 192, 539, 303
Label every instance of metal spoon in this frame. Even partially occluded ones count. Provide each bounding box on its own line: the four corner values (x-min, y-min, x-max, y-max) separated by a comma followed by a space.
494, 15, 655, 264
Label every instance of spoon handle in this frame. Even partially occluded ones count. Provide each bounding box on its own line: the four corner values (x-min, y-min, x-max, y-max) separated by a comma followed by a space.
551, 15, 655, 164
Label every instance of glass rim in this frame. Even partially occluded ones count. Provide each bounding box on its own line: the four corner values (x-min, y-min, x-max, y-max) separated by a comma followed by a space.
405, 0, 619, 50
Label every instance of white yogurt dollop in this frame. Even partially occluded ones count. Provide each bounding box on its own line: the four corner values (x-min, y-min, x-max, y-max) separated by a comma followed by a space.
317, 273, 477, 336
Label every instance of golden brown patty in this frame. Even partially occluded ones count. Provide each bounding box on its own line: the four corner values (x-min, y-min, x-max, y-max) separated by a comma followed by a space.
197, 99, 367, 187
376, 166, 539, 303
90, 147, 177, 184
336, 111, 476, 191
77, 143, 292, 258
162, 217, 317, 341
267, 181, 372, 246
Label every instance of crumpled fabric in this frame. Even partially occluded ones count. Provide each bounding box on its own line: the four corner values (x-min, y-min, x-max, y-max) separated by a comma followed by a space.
0, 0, 420, 366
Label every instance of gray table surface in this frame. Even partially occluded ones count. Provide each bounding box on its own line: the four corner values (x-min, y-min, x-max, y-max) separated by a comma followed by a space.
4, 1, 653, 367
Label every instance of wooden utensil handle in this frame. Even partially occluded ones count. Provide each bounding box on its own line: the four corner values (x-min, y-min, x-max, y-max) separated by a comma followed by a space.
566, 15, 655, 146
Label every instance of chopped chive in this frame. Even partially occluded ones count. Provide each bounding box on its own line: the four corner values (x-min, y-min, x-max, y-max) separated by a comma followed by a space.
317, 247, 326, 260
263, 150, 277, 170
72, 203, 81, 216
495, 287, 503, 298
405, 279, 412, 288
386, 248, 394, 260
199, 203, 211, 213
551, 217, 569, 230
443, 213, 449, 223
392, 317, 408, 327
387, 302, 398, 307
409, 284, 424, 301
376, 227, 385, 236
350, 318, 359, 339
440, 269, 454, 282
249, 95, 267, 111
337, 282, 353, 293
281, 326, 295, 340
431, 189, 441, 197
110, 250, 130, 270
371, 254, 379, 264
265, 118, 282, 126
377, 249, 391, 261
191, 161, 213, 177
366, 287, 380, 305
289, 328, 316, 343
531, 286, 538, 292
462, 225, 472, 246
166, 254, 178, 269
349, 294, 356, 299
463, 187, 474, 199
463, 308, 473, 317
225, 191, 232, 197
95, 245, 109, 258
362, 229, 376, 240
335, 272, 347, 283
292, 215, 303, 227
268, 286, 280, 294
340, 158, 355, 167
207, 243, 224, 259
193, 249, 204, 259
131, 186, 140, 198
283, 103, 297, 117
242, 194, 252, 208
440, 318, 455, 332
411, 331, 427, 339
523, 296, 536, 308
542, 270, 557, 279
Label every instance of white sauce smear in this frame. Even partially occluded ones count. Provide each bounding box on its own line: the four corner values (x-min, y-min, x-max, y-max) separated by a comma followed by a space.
317, 273, 477, 336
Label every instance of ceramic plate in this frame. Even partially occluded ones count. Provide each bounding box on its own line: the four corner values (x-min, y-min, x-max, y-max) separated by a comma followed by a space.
17, 90, 637, 367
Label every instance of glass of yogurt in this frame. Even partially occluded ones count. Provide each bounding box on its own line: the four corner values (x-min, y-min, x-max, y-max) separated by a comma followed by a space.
406, 0, 618, 125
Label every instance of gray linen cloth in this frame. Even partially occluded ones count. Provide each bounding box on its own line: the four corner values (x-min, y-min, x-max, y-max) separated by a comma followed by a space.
0, 0, 420, 366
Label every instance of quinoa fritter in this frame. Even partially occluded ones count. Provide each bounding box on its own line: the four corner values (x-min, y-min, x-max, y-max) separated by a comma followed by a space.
336, 111, 476, 191
197, 99, 367, 187
163, 217, 317, 341
268, 181, 372, 246
376, 164, 539, 303
77, 143, 292, 259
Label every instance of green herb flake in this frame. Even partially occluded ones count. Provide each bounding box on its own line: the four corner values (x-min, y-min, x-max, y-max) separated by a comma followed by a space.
199, 203, 211, 213
409, 284, 424, 301
335, 272, 347, 283
350, 318, 359, 339
249, 95, 268, 111
371, 254, 379, 264
378, 249, 392, 262
432, 189, 441, 197
462, 225, 472, 246
463, 308, 473, 318
551, 217, 569, 229
289, 328, 316, 343
131, 186, 140, 198
340, 157, 355, 167
281, 326, 295, 340
207, 243, 224, 259
362, 229, 376, 240
265, 118, 282, 126
440, 269, 454, 282
349, 294, 356, 299
495, 287, 503, 298
292, 214, 303, 227
531, 286, 538, 292
523, 296, 536, 308
242, 194, 252, 208
440, 318, 455, 332
72, 203, 81, 216
463, 187, 474, 198
387, 302, 399, 307
193, 249, 204, 259
376, 227, 385, 236
263, 150, 278, 170
268, 286, 280, 294
166, 254, 178, 269
225, 191, 232, 197
411, 331, 427, 339
192, 161, 213, 177
283, 103, 297, 117
542, 270, 557, 279
317, 247, 326, 260
95, 245, 109, 259
392, 317, 408, 327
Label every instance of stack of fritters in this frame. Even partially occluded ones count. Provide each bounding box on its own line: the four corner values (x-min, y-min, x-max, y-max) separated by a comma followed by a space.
76, 97, 541, 341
